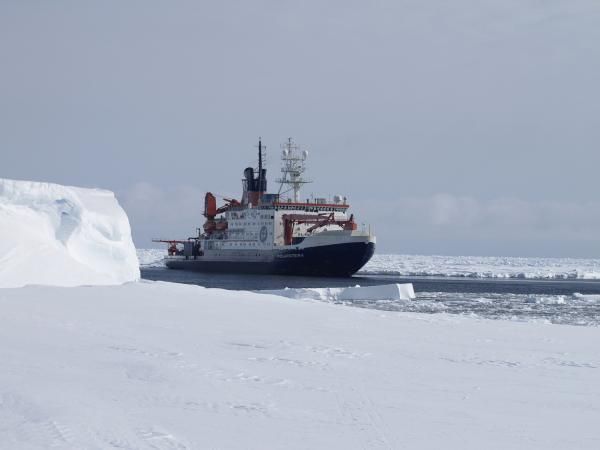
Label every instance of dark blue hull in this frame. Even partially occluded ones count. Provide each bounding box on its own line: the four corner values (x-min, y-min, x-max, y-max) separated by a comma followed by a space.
165, 242, 375, 277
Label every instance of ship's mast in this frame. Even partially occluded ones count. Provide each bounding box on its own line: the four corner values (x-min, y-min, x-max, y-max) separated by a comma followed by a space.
258, 138, 263, 193
277, 137, 311, 202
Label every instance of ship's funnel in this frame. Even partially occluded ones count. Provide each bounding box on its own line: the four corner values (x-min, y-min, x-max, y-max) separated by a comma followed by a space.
244, 167, 255, 191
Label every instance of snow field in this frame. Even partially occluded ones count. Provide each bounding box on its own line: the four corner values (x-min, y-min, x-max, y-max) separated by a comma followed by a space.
1, 282, 599, 449
0, 178, 139, 287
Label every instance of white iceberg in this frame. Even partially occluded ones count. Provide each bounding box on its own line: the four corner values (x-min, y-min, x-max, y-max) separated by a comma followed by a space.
0, 178, 139, 287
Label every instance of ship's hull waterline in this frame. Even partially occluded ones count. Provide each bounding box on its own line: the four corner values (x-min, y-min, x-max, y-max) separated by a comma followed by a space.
165, 242, 375, 277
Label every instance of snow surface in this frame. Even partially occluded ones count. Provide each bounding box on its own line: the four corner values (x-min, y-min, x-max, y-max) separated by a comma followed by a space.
137, 249, 600, 280
263, 283, 416, 302
1, 282, 599, 449
0, 178, 139, 287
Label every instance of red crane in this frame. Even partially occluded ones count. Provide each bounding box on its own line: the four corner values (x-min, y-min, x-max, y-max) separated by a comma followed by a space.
203, 192, 241, 234
281, 213, 357, 245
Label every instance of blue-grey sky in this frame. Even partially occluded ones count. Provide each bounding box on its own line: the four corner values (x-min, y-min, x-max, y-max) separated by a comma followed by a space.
2, 1, 599, 257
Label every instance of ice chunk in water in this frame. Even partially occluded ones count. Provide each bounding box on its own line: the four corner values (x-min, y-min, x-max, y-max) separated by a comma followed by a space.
262, 283, 416, 302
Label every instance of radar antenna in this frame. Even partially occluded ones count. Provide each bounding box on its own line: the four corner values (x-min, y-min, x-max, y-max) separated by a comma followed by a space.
276, 137, 312, 202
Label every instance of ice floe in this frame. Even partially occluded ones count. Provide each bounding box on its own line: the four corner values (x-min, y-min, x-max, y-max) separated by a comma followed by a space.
262, 283, 416, 302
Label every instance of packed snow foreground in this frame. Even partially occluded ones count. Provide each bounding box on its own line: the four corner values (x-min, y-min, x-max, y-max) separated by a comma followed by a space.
0, 178, 139, 287
1, 282, 599, 449
2, 179, 599, 449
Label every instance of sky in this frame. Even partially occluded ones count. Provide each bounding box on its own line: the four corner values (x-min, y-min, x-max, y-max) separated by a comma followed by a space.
1, 0, 599, 257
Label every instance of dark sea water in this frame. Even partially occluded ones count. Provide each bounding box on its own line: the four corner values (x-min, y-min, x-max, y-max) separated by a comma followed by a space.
141, 268, 600, 326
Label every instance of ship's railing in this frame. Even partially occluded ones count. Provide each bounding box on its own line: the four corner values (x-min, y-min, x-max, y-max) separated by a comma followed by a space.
272, 202, 349, 213
226, 204, 349, 213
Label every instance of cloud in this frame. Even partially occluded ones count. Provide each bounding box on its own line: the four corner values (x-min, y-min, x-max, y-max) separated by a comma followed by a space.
365, 193, 600, 255
119, 183, 600, 256
118, 182, 206, 247
397, 194, 600, 238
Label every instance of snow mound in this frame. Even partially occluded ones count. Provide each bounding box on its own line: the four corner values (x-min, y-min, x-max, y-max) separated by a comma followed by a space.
263, 283, 416, 302
0, 178, 139, 287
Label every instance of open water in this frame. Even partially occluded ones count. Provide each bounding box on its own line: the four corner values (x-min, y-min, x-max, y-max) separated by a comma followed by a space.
141, 267, 600, 326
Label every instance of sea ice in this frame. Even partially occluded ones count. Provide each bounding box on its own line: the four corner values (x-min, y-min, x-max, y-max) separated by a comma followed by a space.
137, 248, 167, 267
0, 178, 139, 287
361, 253, 600, 280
